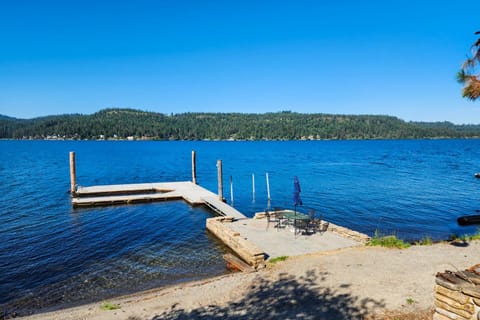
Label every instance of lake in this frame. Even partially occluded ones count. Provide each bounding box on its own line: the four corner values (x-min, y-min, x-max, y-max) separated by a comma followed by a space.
1, 139, 479, 314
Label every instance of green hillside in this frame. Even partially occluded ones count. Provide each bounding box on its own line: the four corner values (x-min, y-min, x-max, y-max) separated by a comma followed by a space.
1, 108, 479, 140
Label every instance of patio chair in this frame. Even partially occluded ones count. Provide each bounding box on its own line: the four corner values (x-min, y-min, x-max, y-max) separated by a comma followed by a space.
273, 207, 287, 229
265, 209, 280, 231
305, 209, 319, 234
295, 218, 310, 235
314, 213, 329, 234
318, 217, 329, 234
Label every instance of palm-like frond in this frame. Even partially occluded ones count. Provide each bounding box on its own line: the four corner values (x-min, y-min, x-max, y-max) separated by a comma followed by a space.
462, 58, 477, 69
463, 78, 480, 100
457, 70, 468, 84
474, 48, 480, 62
459, 31, 480, 101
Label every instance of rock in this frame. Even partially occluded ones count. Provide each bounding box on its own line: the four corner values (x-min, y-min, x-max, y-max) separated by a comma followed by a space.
463, 287, 480, 299
432, 312, 452, 320
437, 271, 473, 289
435, 299, 473, 319
436, 277, 464, 291
436, 285, 471, 304
435, 293, 474, 313
206, 217, 265, 268
462, 271, 480, 285
434, 307, 470, 320
467, 264, 480, 274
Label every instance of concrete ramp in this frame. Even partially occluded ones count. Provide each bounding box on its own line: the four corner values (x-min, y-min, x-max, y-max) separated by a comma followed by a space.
202, 196, 246, 220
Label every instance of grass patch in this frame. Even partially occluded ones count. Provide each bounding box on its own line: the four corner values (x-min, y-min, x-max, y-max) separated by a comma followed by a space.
415, 235, 433, 246
269, 256, 288, 264
100, 302, 121, 311
470, 233, 480, 240
469, 227, 480, 240
367, 230, 411, 249
406, 297, 416, 305
450, 228, 480, 242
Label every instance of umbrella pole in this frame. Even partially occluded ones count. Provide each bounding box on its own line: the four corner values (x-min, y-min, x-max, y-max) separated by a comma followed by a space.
294, 204, 297, 235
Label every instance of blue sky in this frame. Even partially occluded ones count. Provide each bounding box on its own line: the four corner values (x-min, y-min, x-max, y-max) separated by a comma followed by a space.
1, 1, 479, 123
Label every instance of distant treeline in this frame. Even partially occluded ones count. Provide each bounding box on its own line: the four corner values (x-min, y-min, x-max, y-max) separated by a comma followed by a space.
1, 108, 480, 140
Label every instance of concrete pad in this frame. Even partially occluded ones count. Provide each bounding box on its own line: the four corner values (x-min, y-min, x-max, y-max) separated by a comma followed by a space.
229, 217, 363, 260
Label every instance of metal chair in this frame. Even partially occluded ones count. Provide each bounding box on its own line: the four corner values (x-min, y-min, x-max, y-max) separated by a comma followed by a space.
304, 210, 329, 234
305, 209, 318, 234
273, 207, 287, 229
295, 218, 310, 235
319, 218, 329, 234
265, 209, 280, 231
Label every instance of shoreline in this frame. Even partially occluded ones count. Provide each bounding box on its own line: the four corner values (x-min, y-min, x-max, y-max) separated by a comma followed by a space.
2, 137, 480, 142
1, 270, 233, 318
17, 240, 480, 320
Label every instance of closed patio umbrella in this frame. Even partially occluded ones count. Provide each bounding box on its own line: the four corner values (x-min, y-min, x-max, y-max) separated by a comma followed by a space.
293, 176, 302, 212
293, 176, 302, 234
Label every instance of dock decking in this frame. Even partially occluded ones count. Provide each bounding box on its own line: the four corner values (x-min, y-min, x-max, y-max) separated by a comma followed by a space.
72, 181, 247, 220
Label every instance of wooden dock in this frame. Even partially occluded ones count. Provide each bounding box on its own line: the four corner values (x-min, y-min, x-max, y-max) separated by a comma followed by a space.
68, 151, 263, 269
72, 181, 247, 220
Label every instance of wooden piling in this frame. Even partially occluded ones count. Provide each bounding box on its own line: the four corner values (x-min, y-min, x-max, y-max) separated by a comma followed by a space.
69, 151, 76, 194
192, 150, 197, 184
217, 160, 223, 201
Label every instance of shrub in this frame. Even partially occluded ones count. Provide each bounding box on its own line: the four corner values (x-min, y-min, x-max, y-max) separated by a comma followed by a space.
269, 256, 288, 264
367, 230, 411, 249
450, 228, 480, 242
100, 302, 121, 310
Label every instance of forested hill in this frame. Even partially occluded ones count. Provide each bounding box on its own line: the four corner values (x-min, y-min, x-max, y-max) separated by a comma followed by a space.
1, 108, 480, 140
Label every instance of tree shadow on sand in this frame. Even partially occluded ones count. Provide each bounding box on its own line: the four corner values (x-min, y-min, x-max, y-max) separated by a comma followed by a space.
152, 270, 385, 320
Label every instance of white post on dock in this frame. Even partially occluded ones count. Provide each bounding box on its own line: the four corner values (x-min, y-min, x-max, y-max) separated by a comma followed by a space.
217, 160, 224, 201
252, 173, 255, 201
191, 150, 197, 184
69, 151, 76, 195
266, 172, 271, 201
230, 175, 234, 205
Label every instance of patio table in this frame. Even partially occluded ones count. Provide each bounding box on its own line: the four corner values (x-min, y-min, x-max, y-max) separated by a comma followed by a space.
278, 211, 310, 233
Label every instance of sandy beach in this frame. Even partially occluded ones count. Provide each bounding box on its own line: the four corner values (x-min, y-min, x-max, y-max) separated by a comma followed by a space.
19, 240, 479, 320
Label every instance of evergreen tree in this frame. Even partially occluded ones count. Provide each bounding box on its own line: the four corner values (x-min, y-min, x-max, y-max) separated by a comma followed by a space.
458, 31, 480, 100
1, 108, 480, 140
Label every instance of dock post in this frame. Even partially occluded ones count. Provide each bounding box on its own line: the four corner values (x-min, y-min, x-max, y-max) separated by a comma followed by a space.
266, 172, 271, 201
69, 151, 76, 195
217, 160, 224, 201
192, 150, 197, 184
230, 175, 234, 204
252, 173, 255, 201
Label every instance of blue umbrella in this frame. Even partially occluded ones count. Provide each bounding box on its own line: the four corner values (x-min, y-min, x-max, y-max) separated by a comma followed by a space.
293, 176, 302, 235
293, 176, 302, 208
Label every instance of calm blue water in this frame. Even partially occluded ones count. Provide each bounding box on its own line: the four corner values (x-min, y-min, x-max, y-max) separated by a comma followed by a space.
1, 140, 480, 314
